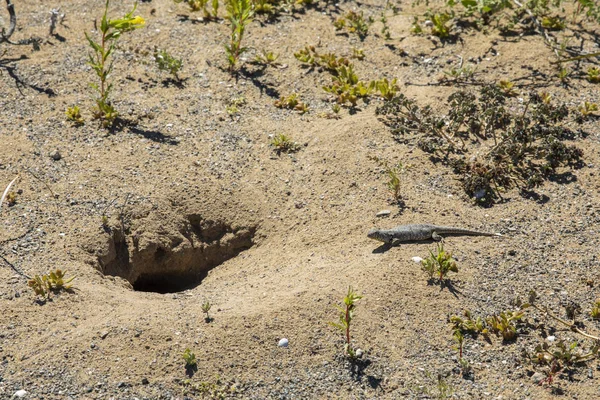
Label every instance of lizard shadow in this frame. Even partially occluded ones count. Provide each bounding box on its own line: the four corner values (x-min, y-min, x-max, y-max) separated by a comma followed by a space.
372, 239, 437, 254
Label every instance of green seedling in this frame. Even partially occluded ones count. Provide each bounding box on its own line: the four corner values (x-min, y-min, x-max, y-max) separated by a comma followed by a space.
226, 96, 246, 115
541, 15, 565, 30
529, 340, 599, 385
557, 67, 570, 83
323, 65, 374, 106
590, 300, 600, 319
578, 101, 598, 117
374, 77, 398, 101
587, 67, 600, 83
174, 0, 219, 19
369, 155, 405, 202
351, 47, 365, 60
450, 310, 488, 336
486, 310, 523, 341
421, 243, 458, 281
334, 11, 372, 38
274, 93, 308, 113
426, 11, 452, 38
294, 46, 349, 73
497, 79, 518, 96
201, 299, 212, 322
443, 63, 476, 82
380, 12, 391, 39
65, 106, 85, 126
154, 48, 183, 80
253, 0, 275, 14
5, 191, 16, 206
28, 269, 75, 299
270, 133, 301, 154
410, 16, 423, 34
254, 49, 280, 66
225, 0, 253, 72
86, 0, 145, 128
329, 286, 363, 358
182, 348, 197, 367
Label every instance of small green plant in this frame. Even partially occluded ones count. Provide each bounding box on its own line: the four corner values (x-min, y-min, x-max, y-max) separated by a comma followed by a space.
225, 0, 254, 72
590, 300, 600, 319
154, 48, 183, 80
587, 66, 600, 83
443, 63, 476, 82
369, 155, 405, 202
86, 0, 145, 128
274, 93, 308, 113
202, 299, 212, 322
541, 15, 565, 30
486, 310, 524, 341
65, 106, 85, 126
578, 101, 598, 117
334, 11, 372, 38
28, 269, 75, 299
426, 11, 453, 38
329, 286, 363, 358
450, 310, 488, 336
420, 243, 458, 281
497, 79, 518, 96
270, 133, 301, 154
182, 375, 236, 397
174, 0, 219, 19
182, 348, 197, 367
294, 46, 349, 73
351, 47, 365, 60
528, 340, 598, 385
380, 12, 391, 39
254, 49, 280, 67
226, 96, 246, 115
374, 77, 398, 101
410, 16, 423, 34
323, 65, 373, 106
557, 67, 570, 83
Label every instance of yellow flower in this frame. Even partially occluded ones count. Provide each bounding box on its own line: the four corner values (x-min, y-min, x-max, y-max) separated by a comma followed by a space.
110, 15, 145, 32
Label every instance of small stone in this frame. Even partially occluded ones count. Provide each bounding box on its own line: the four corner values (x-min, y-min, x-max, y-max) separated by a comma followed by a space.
90, 342, 96, 349
546, 335, 556, 342
355, 348, 363, 358
278, 338, 289, 347
411, 256, 423, 263
531, 372, 545, 384
100, 331, 109, 339
376, 210, 391, 217
13, 390, 27, 398
141, 378, 149, 385
50, 150, 61, 161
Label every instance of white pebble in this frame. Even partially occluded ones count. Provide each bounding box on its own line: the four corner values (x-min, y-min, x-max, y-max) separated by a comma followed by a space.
547, 335, 556, 342
278, 338, 289, 347
411, 256, 423, 263
376, 210, 391, 217
13, 390, 27, 398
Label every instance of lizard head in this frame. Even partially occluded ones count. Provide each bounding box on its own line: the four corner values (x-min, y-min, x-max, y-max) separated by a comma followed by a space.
367, 229, 392, 243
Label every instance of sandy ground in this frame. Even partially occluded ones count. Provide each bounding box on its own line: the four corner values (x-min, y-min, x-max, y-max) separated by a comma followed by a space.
1, 0, 600, 398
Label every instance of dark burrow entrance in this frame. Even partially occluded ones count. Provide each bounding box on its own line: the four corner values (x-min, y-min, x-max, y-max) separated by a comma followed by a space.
97, 214, 256, 294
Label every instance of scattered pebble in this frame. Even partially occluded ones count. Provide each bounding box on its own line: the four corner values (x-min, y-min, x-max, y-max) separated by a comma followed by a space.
13, 390, 27, 398
376, 210, 391, 217
546, 335, 556, 342
411, 256, 423, 263
531, 372, 545, 384
49, 150, 61, 161
278, 338, 289, 347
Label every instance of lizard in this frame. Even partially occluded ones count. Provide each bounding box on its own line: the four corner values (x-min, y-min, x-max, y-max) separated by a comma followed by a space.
367, 224, 501, 244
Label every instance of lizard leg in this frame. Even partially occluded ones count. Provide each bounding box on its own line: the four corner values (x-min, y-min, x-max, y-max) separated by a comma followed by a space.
432, 231, 443, 241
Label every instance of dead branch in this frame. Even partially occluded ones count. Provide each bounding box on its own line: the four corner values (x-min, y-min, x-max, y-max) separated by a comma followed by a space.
0, 0, 16, 43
